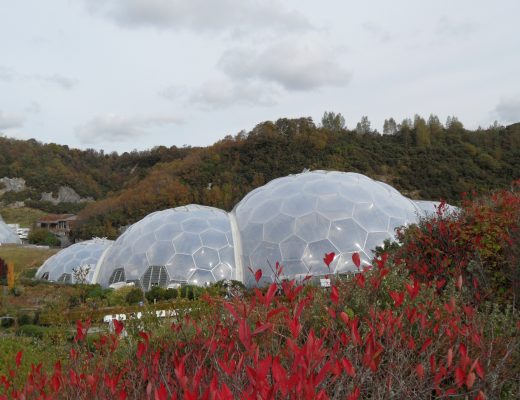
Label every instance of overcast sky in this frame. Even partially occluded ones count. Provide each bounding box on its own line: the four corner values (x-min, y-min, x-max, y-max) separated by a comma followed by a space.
1, 0, 519, 153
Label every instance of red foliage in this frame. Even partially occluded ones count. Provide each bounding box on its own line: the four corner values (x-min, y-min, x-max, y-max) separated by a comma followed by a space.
2, 185, 519, 399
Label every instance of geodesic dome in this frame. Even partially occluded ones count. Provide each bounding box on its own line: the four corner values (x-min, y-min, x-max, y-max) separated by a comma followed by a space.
95, 205, 237, 290
36, 238, 113, 283
233, 171, 422, 286
0, 220, 21, 244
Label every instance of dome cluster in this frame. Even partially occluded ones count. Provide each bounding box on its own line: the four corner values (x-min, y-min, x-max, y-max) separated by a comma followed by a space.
38, 171, 446, 290
36, 238, 113, 283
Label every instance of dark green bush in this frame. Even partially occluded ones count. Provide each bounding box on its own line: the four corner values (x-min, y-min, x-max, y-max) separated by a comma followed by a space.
145, 286, 166, 303
28, 228, 60, 247
16, 324, 48, 339
125, 288, 144, 305
17, 314, 33, 326
164, 288, 178, 300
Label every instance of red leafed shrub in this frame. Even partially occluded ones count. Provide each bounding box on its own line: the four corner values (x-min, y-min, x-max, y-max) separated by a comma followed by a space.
1, 185, 519, 399
394, 181, 520, 304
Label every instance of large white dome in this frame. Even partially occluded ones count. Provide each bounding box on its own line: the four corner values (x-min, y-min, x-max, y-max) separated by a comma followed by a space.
233, 171, 422, 286
36, 238, 113, 283
95, 205, 237, 290
0, 220, 21, 244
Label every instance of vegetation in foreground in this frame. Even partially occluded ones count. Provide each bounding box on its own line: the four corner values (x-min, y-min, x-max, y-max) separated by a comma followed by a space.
1, 183, 519, 399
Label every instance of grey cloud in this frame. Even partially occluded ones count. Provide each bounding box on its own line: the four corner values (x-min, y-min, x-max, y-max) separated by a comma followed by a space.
40, 74, 78, 89
0, 67, 77, 89
362, 22, 391, 43
494, 95, 520, 123
189, 79, 280, 109
218, 41, 351, 91
436, 16, 477, 37
75, 113, 181, 143
0, 111, 24, 130
85, 0, 311, 33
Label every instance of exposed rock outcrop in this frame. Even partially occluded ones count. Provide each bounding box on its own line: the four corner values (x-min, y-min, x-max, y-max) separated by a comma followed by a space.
40, 186, 93, 204
0, 177, 26, 194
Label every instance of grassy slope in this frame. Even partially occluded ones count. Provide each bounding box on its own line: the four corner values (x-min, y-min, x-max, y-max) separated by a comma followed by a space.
0, 207, 47, 228
0, 245, 58, 274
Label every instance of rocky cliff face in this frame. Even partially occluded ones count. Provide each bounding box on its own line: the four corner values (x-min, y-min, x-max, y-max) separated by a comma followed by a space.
40, 186, 93, 204
0, 176, 93, 205
0, 177, 26, 194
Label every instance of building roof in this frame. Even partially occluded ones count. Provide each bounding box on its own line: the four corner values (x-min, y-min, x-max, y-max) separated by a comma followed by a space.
38, 214, 77, 223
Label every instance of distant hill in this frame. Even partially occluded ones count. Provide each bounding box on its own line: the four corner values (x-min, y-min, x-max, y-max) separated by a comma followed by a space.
71, 116, 520, 239
0, 136, 193, 213
1, 116, 518, 238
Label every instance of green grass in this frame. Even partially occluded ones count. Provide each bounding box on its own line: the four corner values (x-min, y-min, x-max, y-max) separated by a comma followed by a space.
0, 245, 58, 274
0, 335, 69, 381
0, 207, 47, 228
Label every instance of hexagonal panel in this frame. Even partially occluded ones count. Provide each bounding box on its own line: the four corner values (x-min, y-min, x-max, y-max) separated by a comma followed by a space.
172, 232, 202, 254
353, 203, 390, 232
200, 229, 229, 249
365, 231, 393, 255
182, 217, 210, 233
303, 179, 339, 196
218, 246, 236, 268
188, 269, 215, 286
279, 235, 307, 260
329, 219, 367, 253
146, 240, 175, 266
317, 194, 355, 220
250, 242, 282, 271
280, 194, 317, 217
132, 232, 157, 254
212, 263, 232, 281
279, 260, 308, 279
302, 240, 338, 275
167, 254, 196, 281
193, 247, 220, 270
294, 212, 330, 242
263, 213, 295, 243
249, 198, 281, 223
154, 223, 183, 240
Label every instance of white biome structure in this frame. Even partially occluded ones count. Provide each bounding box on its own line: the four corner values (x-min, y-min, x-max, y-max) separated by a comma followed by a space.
36, 238, 113, 283
35, 170, 451, 291
94, 205, 237, 290
232, 171, 422, 286
0, 220, 21, 245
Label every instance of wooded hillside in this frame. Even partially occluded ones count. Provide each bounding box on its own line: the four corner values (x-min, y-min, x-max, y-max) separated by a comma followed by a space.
71, 116, 520, 239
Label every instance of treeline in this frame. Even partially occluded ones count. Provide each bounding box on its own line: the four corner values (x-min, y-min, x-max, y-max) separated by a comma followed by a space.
0, 137, 193, 200
72, 114, 520, 239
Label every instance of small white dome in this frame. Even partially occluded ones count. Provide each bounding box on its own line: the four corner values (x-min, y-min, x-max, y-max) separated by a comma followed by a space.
36, 238, 113, 284
0, 220, 21, 244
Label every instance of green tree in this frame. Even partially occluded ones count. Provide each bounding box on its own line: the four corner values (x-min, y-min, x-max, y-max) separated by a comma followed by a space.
383, 118, 397, 135
427, 114, 443, 137
321, 111, 346, 132
355, 116, 371, 135
413, 114, 431, 148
